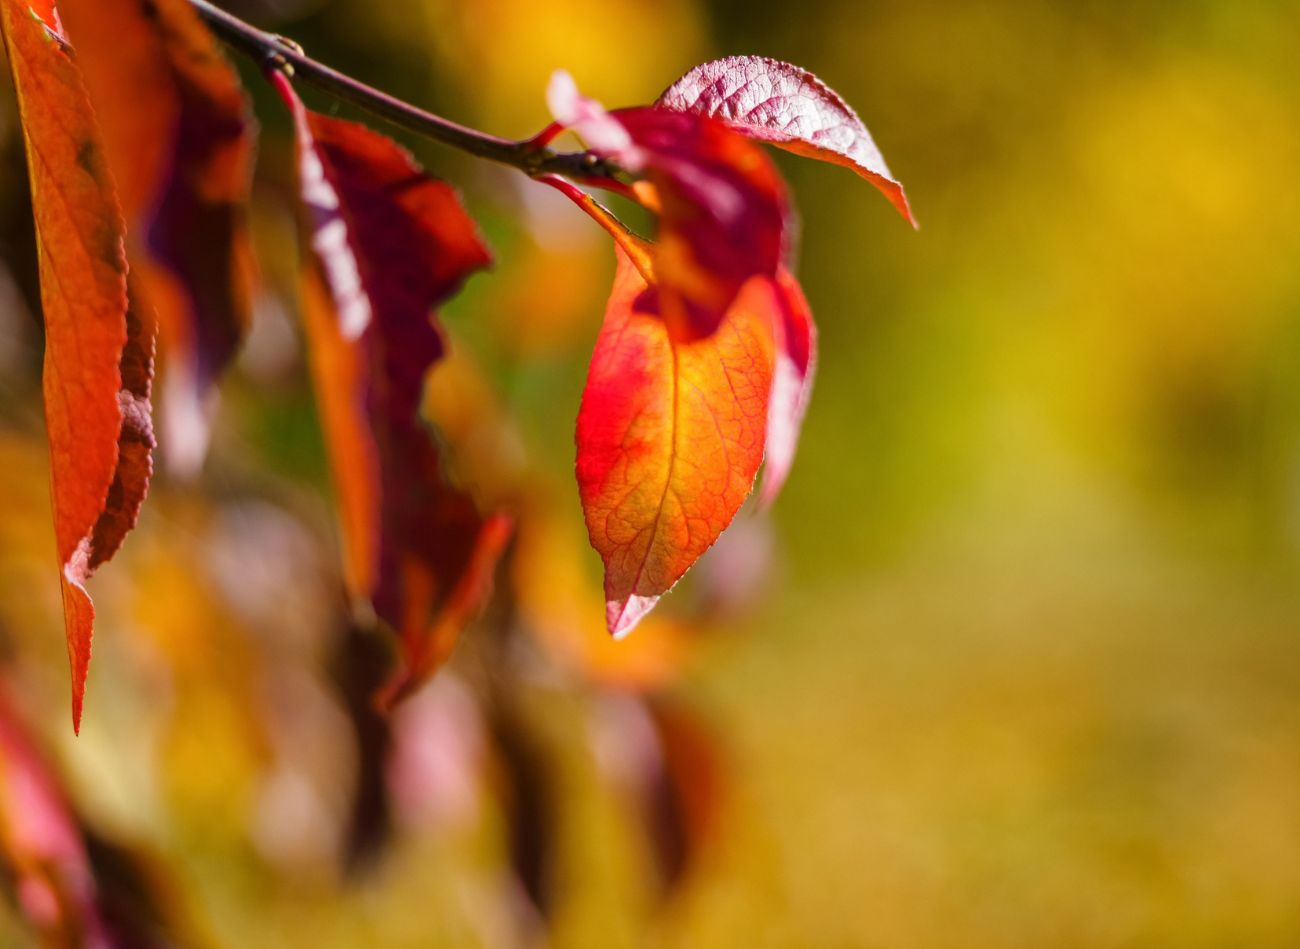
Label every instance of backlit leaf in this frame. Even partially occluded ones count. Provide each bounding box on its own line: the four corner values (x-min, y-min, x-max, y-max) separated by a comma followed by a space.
657, 55, 915, 226
0, 0, 156, 732
577, 248, 775, 636
275, 74, 509, 701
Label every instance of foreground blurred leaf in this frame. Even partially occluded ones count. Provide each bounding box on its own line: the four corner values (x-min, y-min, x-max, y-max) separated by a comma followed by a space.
0, 0, 155, 731
657, 55, 915, 226
577, 248, 775, 636
0, 692, 202, 948
0, 691, 108, 944
60, 0, 255, 473
275, 74, 509, 701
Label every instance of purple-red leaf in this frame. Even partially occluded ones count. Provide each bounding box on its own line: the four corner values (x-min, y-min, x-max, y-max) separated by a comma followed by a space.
657, 55, 915, 226
275, 74, 509, 701
60, 0, 256, 473
0, 0, 156, 732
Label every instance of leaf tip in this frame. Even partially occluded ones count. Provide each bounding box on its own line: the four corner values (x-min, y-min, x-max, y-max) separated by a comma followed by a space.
607, 594, 660, 640
879, 179, 918, 230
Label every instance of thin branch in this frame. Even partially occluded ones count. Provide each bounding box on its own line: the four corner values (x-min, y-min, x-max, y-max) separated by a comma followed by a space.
187, 0, 619, 182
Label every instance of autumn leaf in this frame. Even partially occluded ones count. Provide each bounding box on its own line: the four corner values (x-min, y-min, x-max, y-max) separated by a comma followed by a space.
60, 0, 256, 473
577, 248, 776, 637
274, 73, 509, 702
548, 72, 788, 337
657, 55, 916, 226
0, 0, 156, 732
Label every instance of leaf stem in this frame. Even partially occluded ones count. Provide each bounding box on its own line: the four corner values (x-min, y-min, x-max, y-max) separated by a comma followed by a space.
537, 175, 656, 282
186, 0, 618, 182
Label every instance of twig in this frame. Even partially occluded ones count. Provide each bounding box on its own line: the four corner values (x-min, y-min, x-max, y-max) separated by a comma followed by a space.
187, 0, 619, 182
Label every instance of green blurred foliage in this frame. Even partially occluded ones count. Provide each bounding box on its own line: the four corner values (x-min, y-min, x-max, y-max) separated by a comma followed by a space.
2, 0, 1300, 946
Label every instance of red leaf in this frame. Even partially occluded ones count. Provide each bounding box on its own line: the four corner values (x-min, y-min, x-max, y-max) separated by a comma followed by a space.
759, 268, 817, 505
657, 55, 916, 227
60, 0, 256, 472
275, 74, 509, 700
0, 0, 156, 732
577, 248, 776, 636
548, 73, 788, 337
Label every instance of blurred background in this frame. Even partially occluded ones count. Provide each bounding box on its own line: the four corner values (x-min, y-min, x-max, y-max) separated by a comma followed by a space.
3, 0, 1300, 945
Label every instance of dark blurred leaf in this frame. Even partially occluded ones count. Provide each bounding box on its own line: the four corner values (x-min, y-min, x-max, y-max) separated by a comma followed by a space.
489, 703, 554, 921
592, 694, 726, 900
0, 0, 155, 732
61, 0, 256, 472
657, 55, 915, 226
641, 696, 725, 897
331, 621, 394, 874
274, 73, 510, 702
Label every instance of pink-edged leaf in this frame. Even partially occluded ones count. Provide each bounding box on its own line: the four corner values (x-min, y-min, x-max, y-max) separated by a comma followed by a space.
274, 74, 509, 700
657, 55, 915, 226
546, 74, 789, 337
759, 268, 816, 506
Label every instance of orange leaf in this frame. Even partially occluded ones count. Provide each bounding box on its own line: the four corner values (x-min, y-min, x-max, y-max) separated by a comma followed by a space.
657, 55, 916, 227
275, 74, 509, 701
0, 0, 156, 732
577, 248, 776, 636
60, 0, 256, 472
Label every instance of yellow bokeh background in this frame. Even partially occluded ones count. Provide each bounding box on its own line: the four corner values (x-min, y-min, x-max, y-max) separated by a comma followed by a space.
2, 0, 1300, 945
